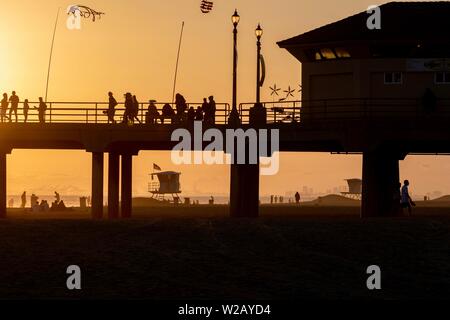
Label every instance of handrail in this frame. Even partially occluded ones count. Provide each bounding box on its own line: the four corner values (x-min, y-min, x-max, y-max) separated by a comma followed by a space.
0, 101, 231, 124
2, 98, 450, 125
239, 98, 450, 124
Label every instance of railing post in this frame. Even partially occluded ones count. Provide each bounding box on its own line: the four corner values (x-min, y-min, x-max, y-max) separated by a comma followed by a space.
86, 110, 88, 124
95, 103, 98, 124
49, 103, 52, 123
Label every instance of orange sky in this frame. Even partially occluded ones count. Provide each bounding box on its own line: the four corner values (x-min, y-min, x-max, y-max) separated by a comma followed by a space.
1, 0, 449, 198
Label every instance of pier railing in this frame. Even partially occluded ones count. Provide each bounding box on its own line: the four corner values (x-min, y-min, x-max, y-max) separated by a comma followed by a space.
3, 98, 450, 125
1, 101, 231, 124
239, 98, 450, 124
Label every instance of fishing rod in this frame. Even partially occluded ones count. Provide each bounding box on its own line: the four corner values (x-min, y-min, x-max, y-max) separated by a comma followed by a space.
172, 21, 185, 105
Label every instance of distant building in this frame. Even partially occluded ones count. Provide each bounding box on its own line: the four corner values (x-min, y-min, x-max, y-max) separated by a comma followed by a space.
277, 2, 450, 217
278, 2, 450, 120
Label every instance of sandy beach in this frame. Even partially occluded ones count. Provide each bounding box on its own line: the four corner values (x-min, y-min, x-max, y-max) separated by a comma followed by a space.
1, 202, 450, 299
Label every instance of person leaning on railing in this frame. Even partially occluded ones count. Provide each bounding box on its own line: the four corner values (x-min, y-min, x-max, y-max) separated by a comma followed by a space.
34, 97, 47, 124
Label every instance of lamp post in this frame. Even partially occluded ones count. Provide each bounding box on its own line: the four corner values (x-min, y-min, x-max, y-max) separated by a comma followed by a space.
255, 24, 263, 104
228, 9, 241, 126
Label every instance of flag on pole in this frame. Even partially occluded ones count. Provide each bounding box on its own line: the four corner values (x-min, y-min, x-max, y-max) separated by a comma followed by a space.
200, 0, 214, 13
153, 163, 162, 171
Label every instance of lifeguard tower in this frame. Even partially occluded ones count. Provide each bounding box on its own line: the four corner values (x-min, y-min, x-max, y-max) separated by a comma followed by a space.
341, 179, 362, 200
148, 171, 182, 202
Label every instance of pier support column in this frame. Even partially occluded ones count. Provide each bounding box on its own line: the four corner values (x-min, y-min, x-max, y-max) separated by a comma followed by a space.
0, 152, 6, 219
108, 153, 120, 219
121, 153, 133, 219
361, 150, 400, 218
230, 164, 260, 217
91, 152, 104, 219
229, 104, 266, 218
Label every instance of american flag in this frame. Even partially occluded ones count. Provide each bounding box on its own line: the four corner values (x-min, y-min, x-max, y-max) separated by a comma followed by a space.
200, 0, 214, 13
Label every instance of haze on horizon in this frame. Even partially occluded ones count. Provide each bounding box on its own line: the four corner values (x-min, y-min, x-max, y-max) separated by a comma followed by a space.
1, 0, 448, 198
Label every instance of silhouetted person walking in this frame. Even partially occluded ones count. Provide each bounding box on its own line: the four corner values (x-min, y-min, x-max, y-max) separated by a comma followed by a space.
123, 93, 133, 124
401, 180, 415, 216
1, 93, 9, 122
132, 95, 141, 123
21, 191, 27, 209
35, 97, 47, 123
295, 192, 301, 204
23, 99, 30, 123
9, 91, 19, 122
107, 92, 118, 123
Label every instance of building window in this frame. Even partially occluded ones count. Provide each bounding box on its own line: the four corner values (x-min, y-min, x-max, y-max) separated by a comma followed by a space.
335, 48, 351, 58
384, 72, 403, 84
320, 48, 336, 60
435, 72, 450, 84
312, 48, 351, 61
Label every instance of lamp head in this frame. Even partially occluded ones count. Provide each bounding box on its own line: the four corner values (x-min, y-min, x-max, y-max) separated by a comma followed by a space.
255, 24, 263, 40
232, 9, 240, 27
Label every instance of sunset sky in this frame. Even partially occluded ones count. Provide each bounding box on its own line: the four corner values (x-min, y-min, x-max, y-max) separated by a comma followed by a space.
1, 0, 448, 198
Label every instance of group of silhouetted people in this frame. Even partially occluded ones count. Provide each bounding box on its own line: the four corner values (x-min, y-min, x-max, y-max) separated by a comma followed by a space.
20, 191, 68, 213
105, 92, 217, 125
1, 91, 48, 123
0, 90, 218, 125
146, 94, 217, 125
106, 91, 142, 124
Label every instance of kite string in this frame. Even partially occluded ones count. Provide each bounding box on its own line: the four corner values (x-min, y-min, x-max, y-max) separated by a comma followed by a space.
172, 21, 185, 105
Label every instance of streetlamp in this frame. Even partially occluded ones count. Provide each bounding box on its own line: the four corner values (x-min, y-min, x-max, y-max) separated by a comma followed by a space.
255, 24, 263, 103
228, 9, 241, 126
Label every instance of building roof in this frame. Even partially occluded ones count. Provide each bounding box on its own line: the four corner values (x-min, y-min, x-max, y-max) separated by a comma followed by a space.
151, 171, 181, 176
278, 2, 450, 48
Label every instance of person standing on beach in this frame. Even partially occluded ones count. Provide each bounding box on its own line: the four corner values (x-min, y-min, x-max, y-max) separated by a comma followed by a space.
295, 192, 301, 204
21, 191, 27, 208
401, 180, 415, 216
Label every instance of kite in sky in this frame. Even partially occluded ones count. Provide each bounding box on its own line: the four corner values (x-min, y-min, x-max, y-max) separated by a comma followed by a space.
200, 0, 214, 14
67, 5, 104, 21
